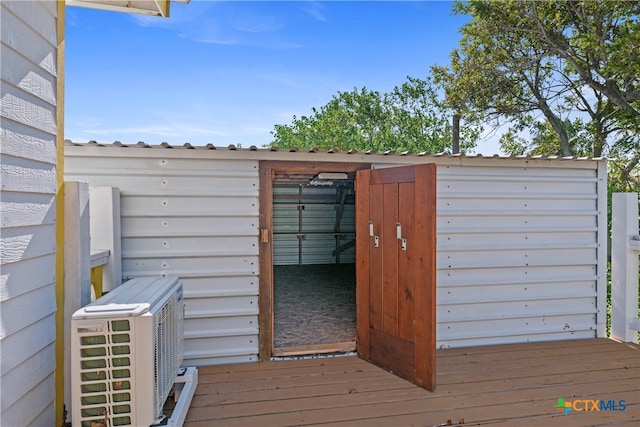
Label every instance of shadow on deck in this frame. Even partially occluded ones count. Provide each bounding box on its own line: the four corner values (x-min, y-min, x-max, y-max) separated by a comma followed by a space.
184, 338, 639, 426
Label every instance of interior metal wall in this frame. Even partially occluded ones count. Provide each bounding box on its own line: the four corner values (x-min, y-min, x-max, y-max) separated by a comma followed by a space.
273, 185, 355, 265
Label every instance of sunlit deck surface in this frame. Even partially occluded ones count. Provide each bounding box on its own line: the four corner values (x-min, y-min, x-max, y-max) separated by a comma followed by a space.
184, 339, 639, 426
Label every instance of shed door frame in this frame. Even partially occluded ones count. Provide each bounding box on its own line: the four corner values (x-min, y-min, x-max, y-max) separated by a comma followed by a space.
258, 160, 371, 360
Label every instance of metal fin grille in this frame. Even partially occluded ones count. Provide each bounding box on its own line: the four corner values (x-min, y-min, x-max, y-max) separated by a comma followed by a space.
77, 320, 133, 427
154, 292, 179, 418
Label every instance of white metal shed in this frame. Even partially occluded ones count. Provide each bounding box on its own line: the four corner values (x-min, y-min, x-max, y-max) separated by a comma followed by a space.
65, 141, 608, 368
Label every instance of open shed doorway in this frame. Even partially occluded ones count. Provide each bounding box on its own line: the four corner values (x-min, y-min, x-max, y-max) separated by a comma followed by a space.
259, 161, 370, 358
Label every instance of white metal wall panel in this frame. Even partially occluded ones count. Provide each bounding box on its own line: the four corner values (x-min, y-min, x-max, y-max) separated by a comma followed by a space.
65, 155, 260, 366
0, 1, 57, 425
433, 163, 601, 347
66, 145, 605, 357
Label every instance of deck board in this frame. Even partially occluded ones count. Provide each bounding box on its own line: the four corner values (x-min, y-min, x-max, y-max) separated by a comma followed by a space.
184, 339, 639, 426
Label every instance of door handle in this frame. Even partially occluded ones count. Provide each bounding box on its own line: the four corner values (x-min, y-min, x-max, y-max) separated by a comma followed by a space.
396, 222, 407, 251
369, 221, 379, 248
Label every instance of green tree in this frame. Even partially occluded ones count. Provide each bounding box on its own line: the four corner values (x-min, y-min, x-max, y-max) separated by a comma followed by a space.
270, 77, 481, 154
383, 77, 479, 153
499, 118, 595, 157
433, 0, 639, 190
270, 88, 385, 151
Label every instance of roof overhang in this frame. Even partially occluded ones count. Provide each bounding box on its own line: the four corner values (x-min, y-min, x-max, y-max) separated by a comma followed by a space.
65, 0, 189, 18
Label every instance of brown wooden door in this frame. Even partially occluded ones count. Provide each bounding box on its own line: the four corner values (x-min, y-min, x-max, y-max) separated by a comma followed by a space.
355, 164, 437, 390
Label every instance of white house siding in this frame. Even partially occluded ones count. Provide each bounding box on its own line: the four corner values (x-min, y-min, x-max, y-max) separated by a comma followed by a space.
64, 149, 261, 366
65, 145, 606, 362
1, 1, 58, 425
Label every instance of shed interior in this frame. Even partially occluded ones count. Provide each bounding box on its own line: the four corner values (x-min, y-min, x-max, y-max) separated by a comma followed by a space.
272, 171, 357, 355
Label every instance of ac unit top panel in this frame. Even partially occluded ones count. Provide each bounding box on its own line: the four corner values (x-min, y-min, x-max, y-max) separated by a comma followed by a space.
74, 276, 182, 318
73, 302, 151, 319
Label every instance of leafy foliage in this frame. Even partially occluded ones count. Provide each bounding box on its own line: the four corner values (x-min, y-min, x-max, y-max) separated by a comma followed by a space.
270, 77, 482, 154
433, 0, 639, 191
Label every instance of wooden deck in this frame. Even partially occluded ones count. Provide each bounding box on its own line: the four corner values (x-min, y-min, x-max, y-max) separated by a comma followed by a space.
184, 339, 639, 426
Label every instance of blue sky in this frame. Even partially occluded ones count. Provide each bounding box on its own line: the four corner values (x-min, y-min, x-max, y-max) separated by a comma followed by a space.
65, 1, 502, 154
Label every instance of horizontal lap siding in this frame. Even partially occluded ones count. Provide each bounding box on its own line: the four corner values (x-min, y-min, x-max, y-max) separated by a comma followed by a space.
436, 164, 599, 347
64, 156, 260, 366
0, 1, 57, 425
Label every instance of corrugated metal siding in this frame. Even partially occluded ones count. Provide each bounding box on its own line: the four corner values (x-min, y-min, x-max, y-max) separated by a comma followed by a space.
273, 186, 355, 265
65, 145, 606, 359
64, 155, 260, 366
432, 164, 600, 347
0, 1, 57, 425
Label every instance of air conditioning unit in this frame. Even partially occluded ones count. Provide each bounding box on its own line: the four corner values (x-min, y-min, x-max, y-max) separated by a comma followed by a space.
71, 276, 190, 427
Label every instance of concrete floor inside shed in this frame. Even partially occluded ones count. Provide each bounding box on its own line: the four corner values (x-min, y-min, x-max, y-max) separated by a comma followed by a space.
274, 264, 356, 350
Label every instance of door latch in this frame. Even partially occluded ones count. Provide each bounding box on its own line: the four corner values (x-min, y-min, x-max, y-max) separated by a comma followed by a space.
369, 221, 379, 248
396, 222, 407, 251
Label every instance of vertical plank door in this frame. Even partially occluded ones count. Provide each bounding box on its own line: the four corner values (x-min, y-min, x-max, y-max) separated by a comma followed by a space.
355, 164, 437, 390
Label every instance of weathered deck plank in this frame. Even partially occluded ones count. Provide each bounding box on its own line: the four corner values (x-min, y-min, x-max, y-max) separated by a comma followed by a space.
184, 339, 639, 426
